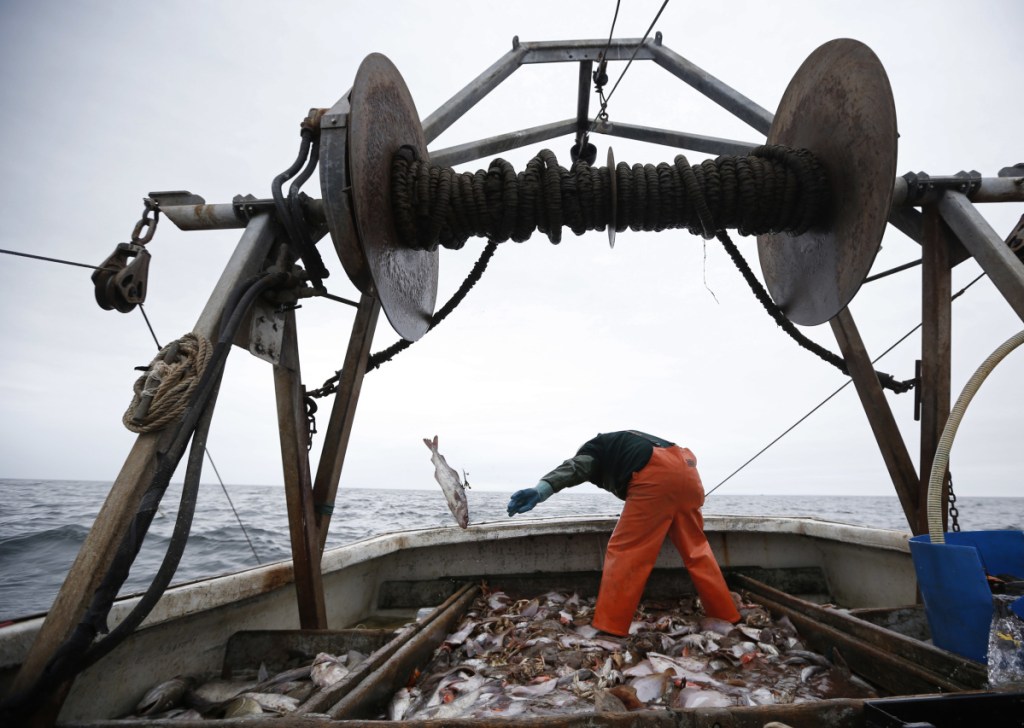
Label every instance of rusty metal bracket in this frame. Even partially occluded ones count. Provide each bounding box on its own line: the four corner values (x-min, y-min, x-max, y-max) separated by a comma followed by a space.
248, 299, 286, 366
902, 170, 983, 206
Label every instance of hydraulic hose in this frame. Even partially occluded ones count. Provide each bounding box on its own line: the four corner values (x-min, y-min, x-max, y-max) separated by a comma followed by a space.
1, 272, 284, 717
928, 329, 1024, 543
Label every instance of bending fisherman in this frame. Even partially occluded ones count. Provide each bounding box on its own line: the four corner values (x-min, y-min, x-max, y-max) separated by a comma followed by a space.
507, 430, 740, 635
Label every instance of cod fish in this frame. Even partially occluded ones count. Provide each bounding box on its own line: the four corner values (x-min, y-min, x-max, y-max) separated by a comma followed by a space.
424, 436, 469, 528
135, 676, 195, 716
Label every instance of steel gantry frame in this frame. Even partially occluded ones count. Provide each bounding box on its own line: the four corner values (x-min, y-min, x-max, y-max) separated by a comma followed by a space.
12, 35, 1024, 723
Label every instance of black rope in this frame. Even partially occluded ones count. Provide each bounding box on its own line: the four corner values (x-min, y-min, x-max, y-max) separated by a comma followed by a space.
391, 146, 828, 250
391, 145, 918, 391
716, 230, 915, 394
369, 240, 499, 371
305, 240, 500, 396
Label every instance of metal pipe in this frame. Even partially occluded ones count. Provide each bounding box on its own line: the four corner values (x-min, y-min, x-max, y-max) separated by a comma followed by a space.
575, 60, 593, 139
937, 191, 1024, 323
194, 214, 278, 335
157, 198, 324, 232
647, 41, 773, 136
429, 119, 577, 168
520, 37, 651, 64
298, 582, 477, 714
422, 44, 527, 144
326, 584, 481, 719
892, 174, 1024, 207
593, 119, 757, 156
887, 206, 924, 244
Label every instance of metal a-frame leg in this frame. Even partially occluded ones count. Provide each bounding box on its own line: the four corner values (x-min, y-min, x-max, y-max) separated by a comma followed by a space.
917, 207, 953, 535
830, 307, 921, 531
312, 293, 381, 552
938, 190, 1024, 323
273, 308, 327, 629
8, 214, 277, 720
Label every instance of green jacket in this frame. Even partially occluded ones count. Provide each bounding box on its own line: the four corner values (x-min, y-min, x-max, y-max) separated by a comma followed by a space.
539, 430, 674, 500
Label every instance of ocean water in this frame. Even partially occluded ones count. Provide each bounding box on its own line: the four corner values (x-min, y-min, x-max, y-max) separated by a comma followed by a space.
0, 478, 1021, 622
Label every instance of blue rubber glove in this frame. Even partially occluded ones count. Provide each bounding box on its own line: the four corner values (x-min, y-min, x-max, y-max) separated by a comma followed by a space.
507, 488, 540, 516
507, 482, 553, 516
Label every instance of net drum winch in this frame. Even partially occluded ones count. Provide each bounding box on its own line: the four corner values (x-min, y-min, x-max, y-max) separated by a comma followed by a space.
320, 39, 897, 341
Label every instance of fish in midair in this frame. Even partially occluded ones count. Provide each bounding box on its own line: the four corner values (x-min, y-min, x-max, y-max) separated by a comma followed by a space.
424, 436, 469, 528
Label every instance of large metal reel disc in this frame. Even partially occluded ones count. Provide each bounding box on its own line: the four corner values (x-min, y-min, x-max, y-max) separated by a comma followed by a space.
757, 39, 897, 326
348, 53, 437, 341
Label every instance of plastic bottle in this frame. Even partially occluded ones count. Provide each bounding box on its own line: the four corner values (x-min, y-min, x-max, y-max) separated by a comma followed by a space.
987, 595, 1024, 688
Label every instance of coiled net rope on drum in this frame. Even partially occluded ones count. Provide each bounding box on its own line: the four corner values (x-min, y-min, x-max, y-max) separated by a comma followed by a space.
391, 145, 829, 250
123, 333, 213, 433
384, 145, 915, 394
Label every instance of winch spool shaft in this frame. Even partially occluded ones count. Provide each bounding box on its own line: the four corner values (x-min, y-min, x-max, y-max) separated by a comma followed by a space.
322, 39, 897, 340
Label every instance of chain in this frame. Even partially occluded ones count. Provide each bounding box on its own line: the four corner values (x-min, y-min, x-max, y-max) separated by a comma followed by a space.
947, 471, 960, 532
307, 372, 341, 401
131, 198, 160, 246
303, 394, 319, 451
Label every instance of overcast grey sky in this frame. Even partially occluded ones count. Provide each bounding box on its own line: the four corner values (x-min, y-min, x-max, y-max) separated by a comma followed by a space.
1, 1, 1021, 505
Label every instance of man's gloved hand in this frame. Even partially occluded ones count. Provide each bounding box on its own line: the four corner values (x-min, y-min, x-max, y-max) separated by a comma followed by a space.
507, 482, 554, 516
507, 488, 541, 516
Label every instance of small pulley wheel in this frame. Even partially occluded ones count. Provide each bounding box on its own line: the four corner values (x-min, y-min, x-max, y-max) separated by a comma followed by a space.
757, 39, 898, 326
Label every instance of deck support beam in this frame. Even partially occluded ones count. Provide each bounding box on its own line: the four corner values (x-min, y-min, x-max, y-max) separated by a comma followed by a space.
830, 307, 920, 530
274, 308, 328, 629
917, 207, 953, 535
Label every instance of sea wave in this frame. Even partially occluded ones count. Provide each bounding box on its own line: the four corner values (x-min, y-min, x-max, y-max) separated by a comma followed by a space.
0, 479, 1020, 621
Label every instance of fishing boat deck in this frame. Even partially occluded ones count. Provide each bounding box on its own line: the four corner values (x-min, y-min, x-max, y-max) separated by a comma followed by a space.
3, 516, 1008, 726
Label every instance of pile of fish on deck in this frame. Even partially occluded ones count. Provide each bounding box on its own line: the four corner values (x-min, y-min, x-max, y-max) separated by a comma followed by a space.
127, 587, 876, 720
389, 588, 877, 720
131, 649, 361, 719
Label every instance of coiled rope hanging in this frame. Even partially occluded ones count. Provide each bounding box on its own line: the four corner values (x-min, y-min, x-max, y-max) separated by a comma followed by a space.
123, 333, 213, 433
391, 145, 830, 250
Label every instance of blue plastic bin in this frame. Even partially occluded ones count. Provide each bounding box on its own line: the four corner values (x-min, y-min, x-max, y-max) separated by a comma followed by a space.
909, 530, 1024, 663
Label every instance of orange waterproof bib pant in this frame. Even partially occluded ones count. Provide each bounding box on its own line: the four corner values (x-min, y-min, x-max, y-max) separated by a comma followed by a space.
591, 445, 740, 635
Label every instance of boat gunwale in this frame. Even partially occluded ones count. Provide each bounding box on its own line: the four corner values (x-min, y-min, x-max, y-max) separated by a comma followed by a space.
0, 515, 911, 670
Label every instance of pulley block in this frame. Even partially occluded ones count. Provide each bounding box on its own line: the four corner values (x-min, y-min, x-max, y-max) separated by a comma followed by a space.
92, 243, 152, 313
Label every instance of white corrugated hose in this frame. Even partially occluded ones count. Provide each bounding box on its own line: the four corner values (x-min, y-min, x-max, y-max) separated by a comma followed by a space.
928, 329, 1024, 543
